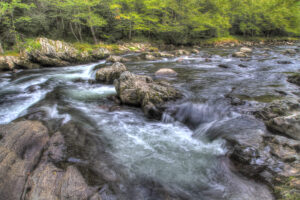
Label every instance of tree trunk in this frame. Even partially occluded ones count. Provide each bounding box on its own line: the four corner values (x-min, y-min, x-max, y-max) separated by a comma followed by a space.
129, 21, 132, 40
78, 23, 83, 42
90, 26, 98, 44
70, 22, 79, 42
0, 42, 4, 54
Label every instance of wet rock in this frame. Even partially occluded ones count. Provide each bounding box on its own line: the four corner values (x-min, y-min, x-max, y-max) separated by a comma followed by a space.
277, 60, 292, 64
266, 114, 300, 140
92, 48, 110, 59
153, 51, 174, 58
283, 49, 297, 55
255, 99, 300, 140
288, 73, 300, 86
191, 49, 200, 54
145, 54, 156, 60
155, 68, 177, 77
238, 64, 248, 68
114, 71, 182, 118
233, 52, 247, 58
106, 55, 129, 63
96, 62, 127, 84
218, 64, 230, 69
205, 58, 212, 62
205, 115, 300, 199
174, 49, 190, 56
0, 121, 49, 200
240, 47, 253, 53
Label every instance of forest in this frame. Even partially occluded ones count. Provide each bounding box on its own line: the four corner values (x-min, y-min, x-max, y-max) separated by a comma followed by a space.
0, 0, 300, 50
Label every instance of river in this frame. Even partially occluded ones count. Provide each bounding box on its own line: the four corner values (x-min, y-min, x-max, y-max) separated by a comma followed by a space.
0, 44, 299, 200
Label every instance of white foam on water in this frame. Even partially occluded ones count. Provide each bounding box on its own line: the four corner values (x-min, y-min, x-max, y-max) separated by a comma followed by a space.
0, 90, 49, 124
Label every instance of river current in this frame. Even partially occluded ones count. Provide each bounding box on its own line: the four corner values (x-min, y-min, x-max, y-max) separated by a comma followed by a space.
0, 44, 299, 200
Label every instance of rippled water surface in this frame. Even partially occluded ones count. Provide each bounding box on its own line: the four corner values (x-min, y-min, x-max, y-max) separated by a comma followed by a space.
0, 44, 299, 199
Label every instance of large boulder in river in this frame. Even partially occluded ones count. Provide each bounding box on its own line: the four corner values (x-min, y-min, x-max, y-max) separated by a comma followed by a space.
155, 68, 177, 77
96, 62, 127, 84
114, 71, 182, 118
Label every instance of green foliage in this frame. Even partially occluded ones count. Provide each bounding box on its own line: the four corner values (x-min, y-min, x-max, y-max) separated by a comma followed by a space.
22, 38, 42, 53
0, 0, 299, 47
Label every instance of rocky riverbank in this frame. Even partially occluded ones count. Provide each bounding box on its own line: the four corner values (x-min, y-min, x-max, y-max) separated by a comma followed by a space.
1, 37, 299, 72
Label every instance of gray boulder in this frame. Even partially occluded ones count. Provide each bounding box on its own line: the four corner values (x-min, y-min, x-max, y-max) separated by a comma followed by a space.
114, 71, 182, 118
96, 62, 127, 84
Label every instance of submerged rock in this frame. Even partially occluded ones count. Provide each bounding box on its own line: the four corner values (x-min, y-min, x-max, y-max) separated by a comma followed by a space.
114, 71, 182, 118
155, 68, 177, 77
96, 62, 127, 84
277, 60, 293, 64
283, 49, 297, 55
288, 73, 300, 86
218, 64, 230, 69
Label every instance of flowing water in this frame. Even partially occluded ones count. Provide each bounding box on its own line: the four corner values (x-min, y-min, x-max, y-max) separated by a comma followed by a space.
0, 45, 299, 200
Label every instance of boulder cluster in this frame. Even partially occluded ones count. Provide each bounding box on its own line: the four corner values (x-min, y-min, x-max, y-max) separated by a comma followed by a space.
95, 62, 181, 118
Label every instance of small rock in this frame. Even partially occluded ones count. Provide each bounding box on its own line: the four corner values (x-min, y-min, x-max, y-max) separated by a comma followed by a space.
145, 54, 156, 60
155, 68, 177, 77
238, 64, 248, 68
233, 52, 247, 58
218, 64, 230, 69
191, 49, 200, 54
106, 55, 129, 63
174, 50, 190, 56
277, 60, 292, 64
240, 47, 253, 53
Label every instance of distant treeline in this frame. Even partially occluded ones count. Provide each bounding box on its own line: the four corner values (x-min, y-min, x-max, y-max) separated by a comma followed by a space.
0, 0, 299, 47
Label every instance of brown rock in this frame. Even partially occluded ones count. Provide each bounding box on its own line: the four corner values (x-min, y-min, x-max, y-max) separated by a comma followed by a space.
0, 121, 49, 200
